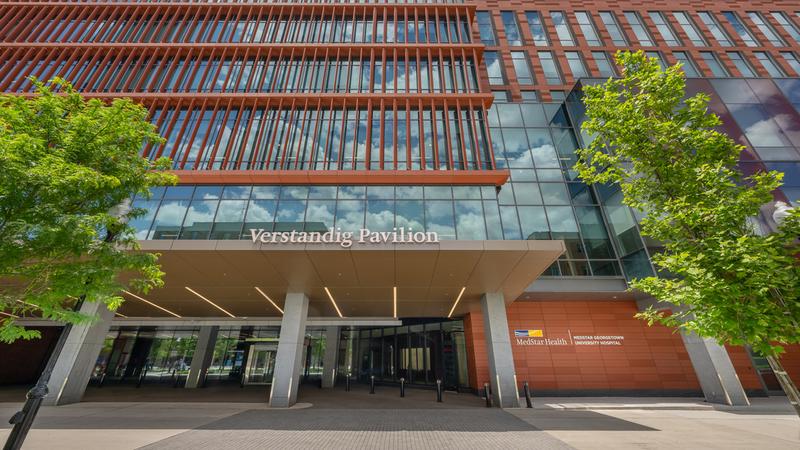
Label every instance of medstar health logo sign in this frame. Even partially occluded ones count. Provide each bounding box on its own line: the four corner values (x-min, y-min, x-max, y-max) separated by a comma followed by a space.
514, 329, 624, 346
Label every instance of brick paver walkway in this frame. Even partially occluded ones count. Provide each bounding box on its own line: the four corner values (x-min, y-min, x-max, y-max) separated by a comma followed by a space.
140, 408, 574, 450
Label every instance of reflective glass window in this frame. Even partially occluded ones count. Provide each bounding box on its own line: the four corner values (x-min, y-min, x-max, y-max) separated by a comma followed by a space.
624, 11, 654, 46
599, 12, 628, 46
673, 12, 707, 46
648, 11, 681, 46
747, 12, 785, 47
673, 52, 700, 77
538, 51, 562, 85
565, 52, 589, 79
575, 12, 602, 46
771, 12, 800, 44
700, 52, 730, 77
754, 51, 786, 77
501, 11, 523, 46
476, 12, 496, 45
511, 51, 533, 84
591, 52, 617, 77
484, 52, 506, 85
698, 12, 733, 47
722, 11, 759, 47
550, 12, 576, 46
728, 52, 756, 77
525, 11, 549, 46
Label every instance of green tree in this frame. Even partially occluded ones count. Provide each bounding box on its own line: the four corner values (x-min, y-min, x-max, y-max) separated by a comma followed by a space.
0, 78, 176, 343
574, 51, 800, 414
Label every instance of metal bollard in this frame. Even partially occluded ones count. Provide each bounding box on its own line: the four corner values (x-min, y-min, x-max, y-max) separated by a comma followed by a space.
345, 373, 351, 392
436, 379, 443, 403
240, 371, 246, 388
483, 382, 492, 407
400, 377, 405, 397
136, 368, 147, 388
201, 368, 209, 388
523, 381, 533, 408
369, 375, 375, 394
98, 372, 106, 388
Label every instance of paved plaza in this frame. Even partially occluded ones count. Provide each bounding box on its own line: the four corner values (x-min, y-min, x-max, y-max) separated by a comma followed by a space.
0, 386, 797, 449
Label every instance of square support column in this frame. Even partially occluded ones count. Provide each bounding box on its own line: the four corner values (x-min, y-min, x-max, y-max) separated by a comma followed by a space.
321, 326, 340, 388
269, 292, 309, 407
185, 326, 219, 389
43, 302, 114, 406
480, 293, 520, 408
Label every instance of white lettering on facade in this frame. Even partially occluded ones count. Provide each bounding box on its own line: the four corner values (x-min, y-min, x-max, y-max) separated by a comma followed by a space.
249, 227, 439, 248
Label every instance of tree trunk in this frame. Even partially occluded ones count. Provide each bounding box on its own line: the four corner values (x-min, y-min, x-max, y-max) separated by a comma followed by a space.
765, 354, 800, 417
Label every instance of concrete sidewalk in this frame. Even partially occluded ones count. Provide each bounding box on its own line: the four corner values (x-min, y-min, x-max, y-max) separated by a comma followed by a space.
0, 388, 797, 449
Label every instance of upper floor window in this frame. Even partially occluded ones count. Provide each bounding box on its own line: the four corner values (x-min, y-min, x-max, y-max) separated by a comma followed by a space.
591, 52, 617, 77
511, 51, 534, 84
550, 11, 576, 46
754, 51, 786, 77
781, 51, 800, 75
722, 11, 759, 47
477, 11, 497, 45
673, 12, 707, 46
501, 11, 523, 46
565, 51, 589, 79
484, 51, 505, 85
574, 12, 603, 46
648, 12, 681, 46
645, 51, 667, 70
624, 11, 654, 46
771, 12, 800, 44
673, 51, 700, 77
599, 12, 628, 46
538, 51, 563, 85
698, 12, 733, 47
727, 51, 756, 77
747, 12, 785, 47
700, 52, 730, 77
525, 11, 549, 46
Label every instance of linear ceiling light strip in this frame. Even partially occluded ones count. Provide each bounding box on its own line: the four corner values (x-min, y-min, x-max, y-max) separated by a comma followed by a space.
185, 287, 236, 318
122, 290, 182, 318
255, 287, 284, 314
324, 287, 344, 318
447, 286, 467, 318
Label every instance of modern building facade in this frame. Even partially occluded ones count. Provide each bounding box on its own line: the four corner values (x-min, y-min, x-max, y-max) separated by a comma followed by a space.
1, 0, 799, 407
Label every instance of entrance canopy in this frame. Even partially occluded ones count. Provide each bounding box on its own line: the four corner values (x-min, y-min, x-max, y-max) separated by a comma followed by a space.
119, 239, 565, 319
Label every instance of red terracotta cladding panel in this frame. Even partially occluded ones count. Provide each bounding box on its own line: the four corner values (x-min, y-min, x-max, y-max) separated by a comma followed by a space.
465, 300, 702, 393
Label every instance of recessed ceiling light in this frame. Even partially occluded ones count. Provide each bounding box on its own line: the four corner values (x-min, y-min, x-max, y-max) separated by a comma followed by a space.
254, 287, 284, 314
122, 290, 181, 318
185, 287, 236, 318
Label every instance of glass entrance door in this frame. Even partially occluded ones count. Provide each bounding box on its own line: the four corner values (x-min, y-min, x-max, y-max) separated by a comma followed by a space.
244, 344, 277, 385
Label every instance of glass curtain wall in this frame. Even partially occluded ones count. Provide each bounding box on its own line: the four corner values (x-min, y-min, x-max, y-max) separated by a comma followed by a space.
347, 319, 468, 390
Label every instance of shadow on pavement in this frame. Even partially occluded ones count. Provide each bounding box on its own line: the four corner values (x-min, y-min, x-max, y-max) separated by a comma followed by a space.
510, 409, 657, 431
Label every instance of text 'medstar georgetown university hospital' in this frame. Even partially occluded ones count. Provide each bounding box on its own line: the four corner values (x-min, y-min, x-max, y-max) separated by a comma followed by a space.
1, 0, 800, 409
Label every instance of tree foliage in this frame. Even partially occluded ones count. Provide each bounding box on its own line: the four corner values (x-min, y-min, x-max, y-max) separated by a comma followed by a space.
574, 51, 800, 357
0, 78, 176, 343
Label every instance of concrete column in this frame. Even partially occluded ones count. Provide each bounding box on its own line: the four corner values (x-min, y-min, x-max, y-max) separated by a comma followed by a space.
680, 332, 750, 406
269, 292, 309, 407
480, 293, 520, 408
185, 326, 218, 388
43, 302, 114, 406
636, 298, 749, 406
321, 326, 339, 388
